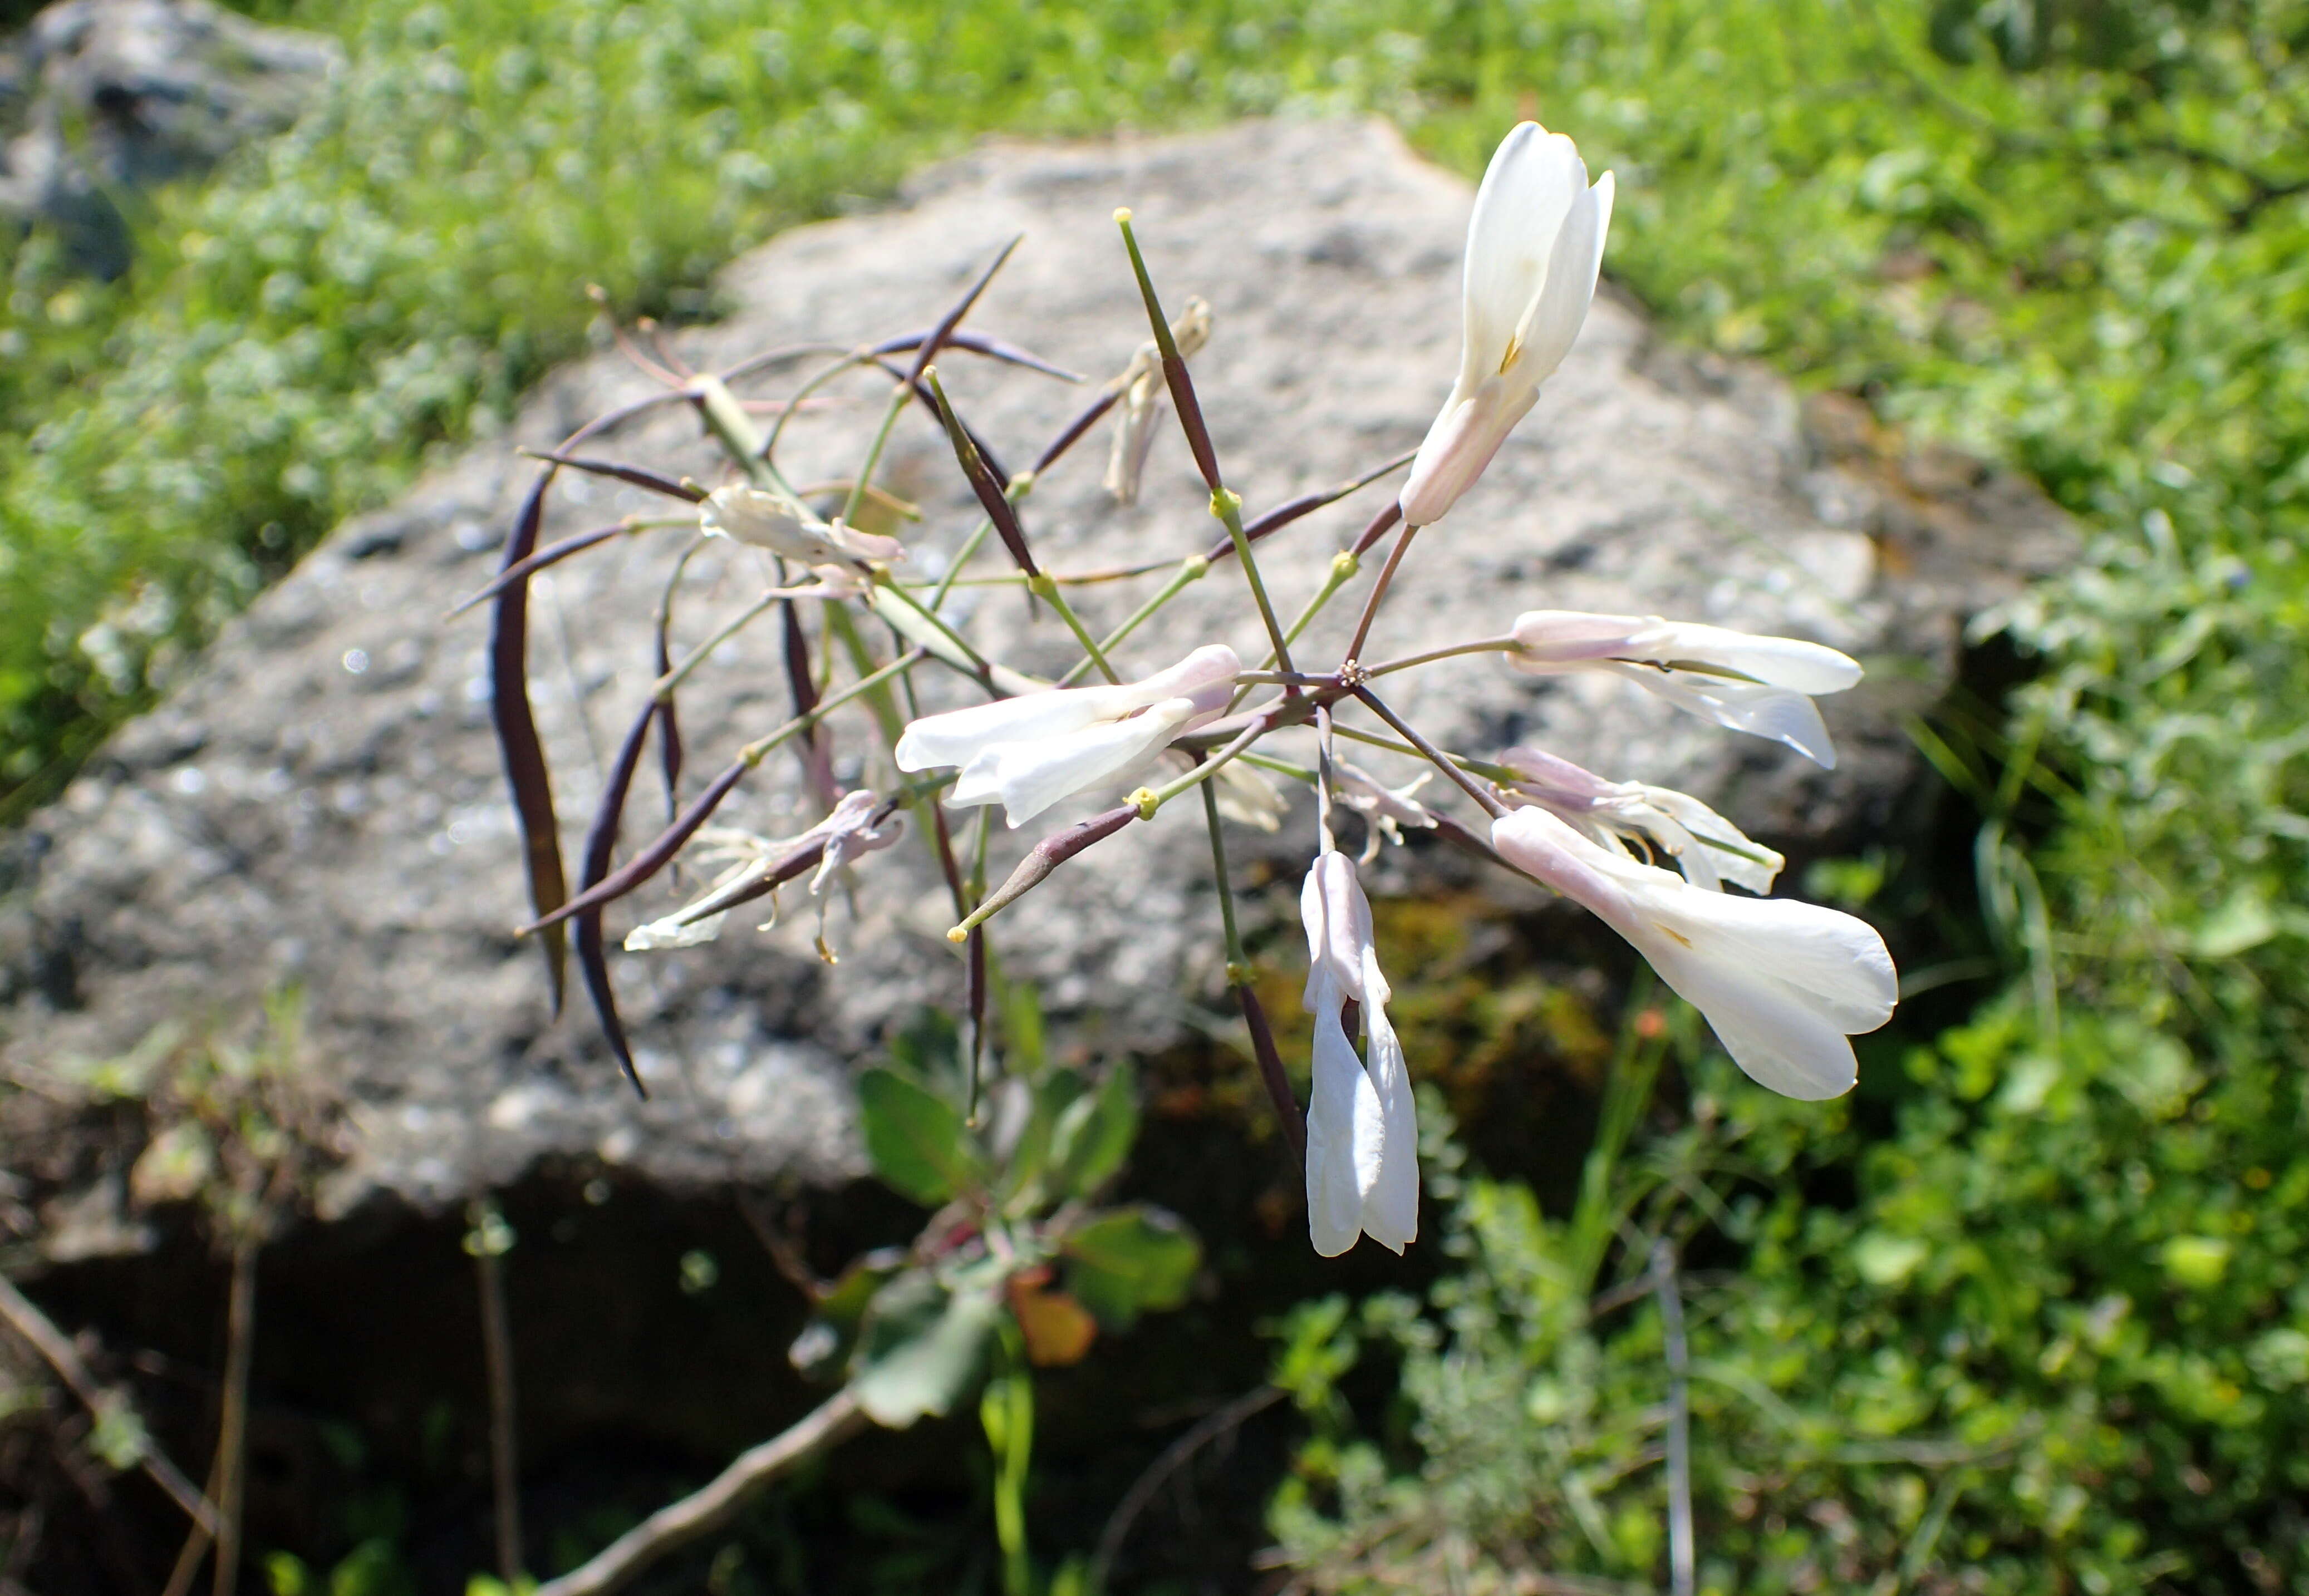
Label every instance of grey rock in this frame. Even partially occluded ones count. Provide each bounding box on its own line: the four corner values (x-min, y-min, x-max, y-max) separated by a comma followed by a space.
0, 0, 338, 275
0, 120, 2070, 1247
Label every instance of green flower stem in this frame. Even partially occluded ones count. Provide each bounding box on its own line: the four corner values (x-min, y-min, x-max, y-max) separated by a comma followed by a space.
736, 648, 926, 766
1362, 636, 1521, 677
1350, 684, 1507, 817
1229, 549, 1360, 711
1200, 779, 1248, 977
1340, 519, 1422, 666
1029, 573, 1121, 684
926, 518, 995, 611
1056, 554, 1210, 687
1214, 485, 1298, 677
1328, 721, 1518, 786
842, 377, 914, 528
1131, 711, 1276, 818
652, 588, 785, 703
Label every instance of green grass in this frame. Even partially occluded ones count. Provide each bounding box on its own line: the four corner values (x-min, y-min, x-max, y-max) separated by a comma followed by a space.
7, 0, 2309, 1586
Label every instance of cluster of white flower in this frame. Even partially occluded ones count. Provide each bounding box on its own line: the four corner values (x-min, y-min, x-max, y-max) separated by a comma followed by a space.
886, 124, 1896, 1257
493, 122, 1896, 1262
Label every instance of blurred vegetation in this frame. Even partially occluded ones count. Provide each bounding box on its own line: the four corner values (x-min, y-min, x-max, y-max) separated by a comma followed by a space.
4, 0, 2307, 1589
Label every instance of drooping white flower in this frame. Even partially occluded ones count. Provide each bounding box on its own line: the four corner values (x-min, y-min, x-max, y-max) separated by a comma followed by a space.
895, 646, 1241, 827
1508, 610, 1862, 768
1301, 851, 1418, 1258
1333, 760, 1436, 864
624, 792, 903, 957
1491, 807, 1895, 1100
701, 484, 906, 566
1399, 122, 1615, 528
1500, 745, 1784, 894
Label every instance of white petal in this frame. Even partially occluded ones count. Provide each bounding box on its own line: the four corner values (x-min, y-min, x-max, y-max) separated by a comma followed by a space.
1461, 124, 1584, 391
1626, 620, 1862, 695
1305, 997, 1375, 1257
1302, 853, 1379, 1008
960, 699, 1196, 827
1506, 169, 1611, 387
1654, 889, 1898, 1032
895, 691, 1122, 773
1635, 931, 1863, 1099
1606, 664, 1840, 767
624, 910, 729, 951
1357, 970, 1419, 1254
1635, 786, 1784, 895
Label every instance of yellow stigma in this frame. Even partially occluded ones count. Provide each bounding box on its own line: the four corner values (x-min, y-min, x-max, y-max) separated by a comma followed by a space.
1113, 206, 1133, 224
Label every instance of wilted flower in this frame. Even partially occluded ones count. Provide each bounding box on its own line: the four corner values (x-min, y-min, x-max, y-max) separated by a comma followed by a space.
1492, 807, 1895, 1100
1333, 760, 1436, 864
1500, 745, 1783, 894
895, 646, 1241, 827
625, 791, 903, 959
1508, 609, 1861, 767
701, 484, 906, 566
1301, 851, 1418, 1257
1104, 297, 1212, 505
1399, 122, 1614, 528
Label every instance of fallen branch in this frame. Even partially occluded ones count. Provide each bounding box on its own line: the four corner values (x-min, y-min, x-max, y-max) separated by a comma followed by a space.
1088, 1384, 1285, 1595
533, 1389, 868, 1596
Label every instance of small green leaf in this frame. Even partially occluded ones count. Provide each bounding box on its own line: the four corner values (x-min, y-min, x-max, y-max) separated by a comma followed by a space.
852, 1272, 1002, 1428
858, 1067, 977, 1205
790, 1245, 908, 1382
1048, 1065, 1137, 1199
1063, 1205, 1199, 1328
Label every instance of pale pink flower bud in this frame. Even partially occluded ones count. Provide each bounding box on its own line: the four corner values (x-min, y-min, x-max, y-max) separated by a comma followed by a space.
894, 646, 1241, 827
1508, 610, 1861, 768
1399, 123, 1614, 528
1300, 853, 1418, 1257
1492, 807, 1896, 1100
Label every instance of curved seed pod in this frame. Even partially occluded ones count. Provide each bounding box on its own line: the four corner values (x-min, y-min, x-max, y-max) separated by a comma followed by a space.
577, 700, 659, 1095
519, 451, 706, 503
522, 758, 750, 935
449, 521, 635, 618
490, 470, 569, 1014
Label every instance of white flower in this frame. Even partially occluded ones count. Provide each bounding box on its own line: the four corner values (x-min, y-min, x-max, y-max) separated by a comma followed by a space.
895, 646, 1240, 827
1509, 610, 1861, 768
1491, 807, 1895, 1100
1500, 745, 1784, 894
1300, 852, 1418, 1257
701, 485, 906, 566
624, 792, 903, 957
1399, 122, 1614, 528
1333, 760, 1436, 864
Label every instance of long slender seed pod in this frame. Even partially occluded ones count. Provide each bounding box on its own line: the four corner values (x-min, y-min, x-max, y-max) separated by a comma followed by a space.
490, 470, 569, 1013
950, 804, 1138, 938
577, 701, 657, 1095
1031, 390, 1123, 478
923, 367, 1039, 578
518, 451, 706, 503
902, 235, 1024, 388
1114, 213, 1224, 491
522, 759, 749, 935
869, 327, 1082, 383
780, 600, 837, 811
867, 356, 1015, 489
449, 521, 637, 618
1351, 499, 1404, 558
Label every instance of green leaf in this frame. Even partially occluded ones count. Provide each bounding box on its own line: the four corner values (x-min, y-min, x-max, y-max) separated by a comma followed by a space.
1048, 1065, 1137, 1200
858, 1067, 977, 1205
1062, 1205, 1199, 1329
851, 1271, 1001, 1428
789, 1245, 907, 1382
